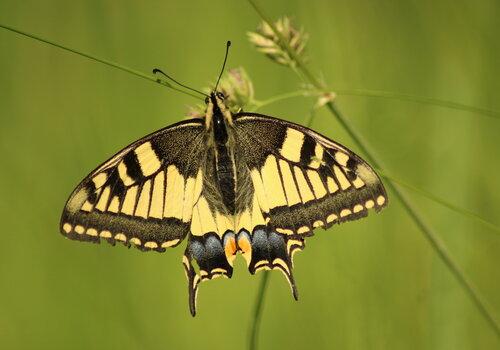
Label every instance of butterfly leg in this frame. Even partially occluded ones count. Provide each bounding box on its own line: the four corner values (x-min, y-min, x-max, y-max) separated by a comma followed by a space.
237, 228, 305, 300
182, 232, 235, 316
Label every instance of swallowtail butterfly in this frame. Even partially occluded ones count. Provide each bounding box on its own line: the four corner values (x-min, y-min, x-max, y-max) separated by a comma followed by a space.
60, 45, 387, 316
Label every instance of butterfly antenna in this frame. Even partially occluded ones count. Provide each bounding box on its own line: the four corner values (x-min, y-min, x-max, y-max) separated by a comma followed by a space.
214, 41, 231, 91
152, 68, 208, 97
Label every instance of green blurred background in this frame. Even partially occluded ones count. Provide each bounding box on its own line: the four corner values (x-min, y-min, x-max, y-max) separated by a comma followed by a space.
1, 1, 499, 349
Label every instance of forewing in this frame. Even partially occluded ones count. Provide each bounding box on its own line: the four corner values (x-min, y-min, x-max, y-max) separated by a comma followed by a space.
233, 113, 387, 234
60, 119, 206, 252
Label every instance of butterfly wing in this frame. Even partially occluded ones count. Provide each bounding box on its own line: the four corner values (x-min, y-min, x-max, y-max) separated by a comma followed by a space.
60, 118, 206, 252
232, 112, 387, 295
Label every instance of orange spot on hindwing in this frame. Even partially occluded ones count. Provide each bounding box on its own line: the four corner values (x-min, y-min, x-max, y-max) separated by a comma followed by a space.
223, 232, 237, 266
236, 231, 252, 266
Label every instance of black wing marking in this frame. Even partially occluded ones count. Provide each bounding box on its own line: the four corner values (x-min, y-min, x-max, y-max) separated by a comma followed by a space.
60, 118, 206, 252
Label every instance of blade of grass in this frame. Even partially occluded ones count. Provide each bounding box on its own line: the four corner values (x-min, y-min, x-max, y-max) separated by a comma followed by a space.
0, 23, 203, 100
247, 0, 500, 346
335, 88, 500, 120
252, 87, 500, 119
4, 23, 497, 120
253, 90, 310, 111
249, 271, 270, 350
378, 171, 500, 235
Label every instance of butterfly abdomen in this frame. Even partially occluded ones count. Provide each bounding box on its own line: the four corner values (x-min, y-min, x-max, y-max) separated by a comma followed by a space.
213, 109, 237, 214
214, 144, 236, 214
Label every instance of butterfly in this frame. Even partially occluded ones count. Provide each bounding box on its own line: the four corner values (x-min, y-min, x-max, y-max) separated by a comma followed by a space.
60, 46, 387, 315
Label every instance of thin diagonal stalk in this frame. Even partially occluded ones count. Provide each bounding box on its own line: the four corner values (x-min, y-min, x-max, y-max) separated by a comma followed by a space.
324, 100, 500, 337
249, 271, 270, 350
253, 88, 500, 119
0, 23, 202, 100
335, 88, 500, 120
4, 22, 497, 120
247, 0, 500, 345
379, 171, 500, 234
253, 90, 310, 111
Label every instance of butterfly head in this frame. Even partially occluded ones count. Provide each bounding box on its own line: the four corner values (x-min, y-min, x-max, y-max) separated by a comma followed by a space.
203, 41, 233, 131
204, 91, 233, 131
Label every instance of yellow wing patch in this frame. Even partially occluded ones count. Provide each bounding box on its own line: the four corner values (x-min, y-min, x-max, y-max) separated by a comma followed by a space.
164, 165, 185, 220
134, 142, 161, 177
149, 171, 165, 218
280, 128, 304, 162
261, 155, 287, 209
278, 159, 301, 206
190, 196, 218, 236
235, 192, 267, 233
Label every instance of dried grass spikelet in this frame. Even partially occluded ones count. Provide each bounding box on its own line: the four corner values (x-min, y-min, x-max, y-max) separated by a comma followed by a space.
314, 91, 336, 109
185, 67, 255, 118
248, 16, 308, 68
216, 67, 255, 112
185, 104, 206, 120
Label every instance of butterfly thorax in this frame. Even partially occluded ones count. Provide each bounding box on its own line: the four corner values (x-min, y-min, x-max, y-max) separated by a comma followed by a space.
205, 92, 237, 214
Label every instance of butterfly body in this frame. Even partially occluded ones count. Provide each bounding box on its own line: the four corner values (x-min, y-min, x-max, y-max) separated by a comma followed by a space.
60, 91, 387, 316
209, 93, 238, 214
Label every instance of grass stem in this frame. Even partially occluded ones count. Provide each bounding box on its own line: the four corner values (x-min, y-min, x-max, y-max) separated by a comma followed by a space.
0, 23, 202, 100
249, 271, 270, 350
252, 87, 500, 120
336, 88, 500, 120
378, 171, 500, 235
